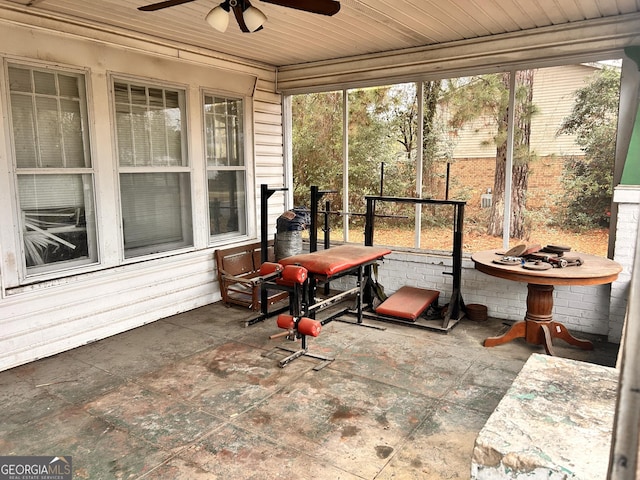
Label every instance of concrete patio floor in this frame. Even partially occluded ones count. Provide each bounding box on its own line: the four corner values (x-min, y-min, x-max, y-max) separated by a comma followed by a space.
0, 301, 619, 479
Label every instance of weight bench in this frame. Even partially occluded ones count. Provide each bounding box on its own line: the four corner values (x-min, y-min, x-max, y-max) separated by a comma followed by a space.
261, 244, 392, 368
278, 244, 392, 323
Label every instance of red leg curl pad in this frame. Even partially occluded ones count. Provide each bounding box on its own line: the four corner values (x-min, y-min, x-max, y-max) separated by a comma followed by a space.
276, 314, 295, 330
297, 317, 322, 337
259, 262, 283, 276
279, 265, 308, 285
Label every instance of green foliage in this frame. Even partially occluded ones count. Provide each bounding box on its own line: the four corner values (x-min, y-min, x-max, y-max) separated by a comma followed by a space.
291, 92, 344, 206
292, 86, 419, 217
555, 67, 620, 230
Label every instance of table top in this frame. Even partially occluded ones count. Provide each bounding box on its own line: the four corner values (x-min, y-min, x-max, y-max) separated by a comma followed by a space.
471, 249, 622, 286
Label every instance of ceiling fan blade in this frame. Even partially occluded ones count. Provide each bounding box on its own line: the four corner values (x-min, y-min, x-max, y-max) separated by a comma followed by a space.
232, 3, 251, 33
231, 2, 265, 33
138, 0, 197, 12
260, 0, 340, 16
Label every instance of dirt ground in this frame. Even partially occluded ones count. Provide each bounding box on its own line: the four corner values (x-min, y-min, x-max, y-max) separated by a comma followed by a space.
459, 227, 609, 256
316, 227, 610, 257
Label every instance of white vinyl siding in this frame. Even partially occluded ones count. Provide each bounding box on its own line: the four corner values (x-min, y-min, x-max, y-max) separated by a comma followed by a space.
449, 65, 595, 159
0, 17, 275, 374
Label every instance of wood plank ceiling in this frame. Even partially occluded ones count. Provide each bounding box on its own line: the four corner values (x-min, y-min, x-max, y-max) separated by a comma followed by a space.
2, 0, 639, 68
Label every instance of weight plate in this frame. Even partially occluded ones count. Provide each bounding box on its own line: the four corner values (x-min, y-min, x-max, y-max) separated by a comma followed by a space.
522, 244, 542, 256
527, 252, 555, 261
543, 244, 571, 254
523, 261, 552, 270
504, 244, 527, 257
493, 258, 522, 266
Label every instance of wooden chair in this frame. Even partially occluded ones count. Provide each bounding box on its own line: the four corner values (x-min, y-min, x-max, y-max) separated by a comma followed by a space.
214, 240, 288, 311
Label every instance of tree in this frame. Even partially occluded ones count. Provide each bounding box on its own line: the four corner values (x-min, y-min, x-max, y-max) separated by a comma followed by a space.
347, 88, 400, 206
556, 66, 620, 230
292, 92, 344, 206
490, 70, 536, 238
444, 71, 537, 238
421, 80, 444, 198
292, 88, 405, 215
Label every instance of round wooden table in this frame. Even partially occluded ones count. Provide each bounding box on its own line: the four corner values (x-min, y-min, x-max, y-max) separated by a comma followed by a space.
471, 249, 622, 355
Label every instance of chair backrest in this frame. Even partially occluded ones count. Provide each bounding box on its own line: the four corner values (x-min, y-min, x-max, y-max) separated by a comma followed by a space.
252, 240, 276, 270
214, 239, 277, 279
222, 250, 254, 277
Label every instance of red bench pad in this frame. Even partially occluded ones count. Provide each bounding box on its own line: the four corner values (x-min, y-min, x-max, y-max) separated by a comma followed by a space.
279, 245, 392, 277
375, 286, 439, 321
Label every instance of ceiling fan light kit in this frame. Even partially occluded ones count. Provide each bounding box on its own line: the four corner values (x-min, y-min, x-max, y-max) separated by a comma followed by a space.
242, 5, 268, 32
139, 0, 340, 33
204, 0, 266, 33
205, 3, 231, 31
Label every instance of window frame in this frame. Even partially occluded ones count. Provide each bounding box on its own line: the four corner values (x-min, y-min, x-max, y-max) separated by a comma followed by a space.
4, 60, 99, 282
111, 75, 195, 261
202, 90, 251, 244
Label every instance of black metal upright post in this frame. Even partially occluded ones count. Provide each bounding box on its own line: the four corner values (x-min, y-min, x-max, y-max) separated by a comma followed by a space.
260, 184, 287, 315
323, 199, 331, 251
444, 202, 465, 326
364, 197, 375, 247
363, 197, 376, 306
260, 184, 270, 264
445, 163, 451, 200
310, 186, 319, 253
310, 186, 337, 253
323, 199, 331, 295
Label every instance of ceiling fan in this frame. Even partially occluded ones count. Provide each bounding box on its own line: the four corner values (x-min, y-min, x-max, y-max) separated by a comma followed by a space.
138, 0, 341, 33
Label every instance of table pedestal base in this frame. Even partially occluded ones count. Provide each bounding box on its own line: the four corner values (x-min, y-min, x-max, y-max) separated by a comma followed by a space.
483, 284, 593, 355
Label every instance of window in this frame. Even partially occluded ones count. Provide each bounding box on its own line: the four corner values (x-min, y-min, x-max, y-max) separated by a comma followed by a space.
204, 94, 247, 240
8, 64, 98, 276
113, 80, 193, 258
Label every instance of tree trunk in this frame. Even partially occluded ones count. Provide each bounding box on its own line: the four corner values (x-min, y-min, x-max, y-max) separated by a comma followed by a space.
422, 81, 442, 197
487, 70, 534, 239
510, 162, 529, 238
488, 138, 507, 236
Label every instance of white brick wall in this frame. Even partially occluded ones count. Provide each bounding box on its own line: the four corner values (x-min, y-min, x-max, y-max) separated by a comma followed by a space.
327, 187, 639, 342
331, 250, 616, 336
609, 186, 640, 342
375, 255, 613, 335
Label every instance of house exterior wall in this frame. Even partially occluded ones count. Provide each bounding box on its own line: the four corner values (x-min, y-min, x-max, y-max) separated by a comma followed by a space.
0, 18, 285, 372
449, 64, 594, 159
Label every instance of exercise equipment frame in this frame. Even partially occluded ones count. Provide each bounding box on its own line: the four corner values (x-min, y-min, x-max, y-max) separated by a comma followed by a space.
363, 195, 467, 331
